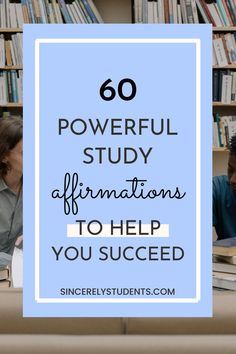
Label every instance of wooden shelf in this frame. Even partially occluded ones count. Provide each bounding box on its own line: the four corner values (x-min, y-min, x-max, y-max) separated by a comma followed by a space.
213, 147, 229, 152
213, 102, 236, 107
213, 27, 236, 32
0, 66, 22, 70
0, 103, 22, 107
213, 64, 236, 69
0, 28, 22, 33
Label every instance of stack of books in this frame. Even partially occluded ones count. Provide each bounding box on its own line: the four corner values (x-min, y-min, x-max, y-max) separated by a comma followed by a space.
0, 266, 11, 288
213, 237, 236, 291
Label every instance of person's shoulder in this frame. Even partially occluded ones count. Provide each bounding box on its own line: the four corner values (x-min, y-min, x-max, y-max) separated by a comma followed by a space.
213, 175, 229, 197
213, 175, 228, 186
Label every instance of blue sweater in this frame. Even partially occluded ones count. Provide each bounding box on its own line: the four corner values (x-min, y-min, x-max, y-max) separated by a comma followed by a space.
213, 175, 236, 239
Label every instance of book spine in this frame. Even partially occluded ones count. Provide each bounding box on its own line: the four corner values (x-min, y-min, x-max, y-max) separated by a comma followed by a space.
207, 3, 223, 26
142, 0, 148, 23
199, 0, 216, 25
81, 0, 98, 23
190, 0, 199, 23
153, 0, 158, 23
226, 0, 236, 25
222, 0, 234, 25
10, 70, 18, 103
185, 0, 194, 23
164, 0, 169, 23
7, 71, 12, 102
0, 35, 5, 68
213, 37, 228, 67
221, 34, 231, 64
75, 0, 87, 22
147, 0, 153, 23
58, 0, 73, 23
216, 0, 230, 26
37, 0, 47, 23
168, 0, 173, 23
232, 71, 236, 101
86, 0, 103, 23
195, 0, 210, 23
78, 0, 92, 23
213, 70, 220, 101
218, 70, 227, 102
158, 0, 165, 23
180, 0, 187, 23
172, 0, 178, 23
224, 33, 236, 63
221, 74, 232, 103
26, 0, 35, 23
215, 113, 224, 147
72, 1, 85, 23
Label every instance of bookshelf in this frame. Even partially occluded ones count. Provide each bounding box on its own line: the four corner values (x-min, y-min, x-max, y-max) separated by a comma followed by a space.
0, 0, 234, 177
212, 24, 236, 176
0, 26, 22, 116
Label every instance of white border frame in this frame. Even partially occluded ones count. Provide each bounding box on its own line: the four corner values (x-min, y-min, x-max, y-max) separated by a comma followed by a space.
35, 38, 201, 303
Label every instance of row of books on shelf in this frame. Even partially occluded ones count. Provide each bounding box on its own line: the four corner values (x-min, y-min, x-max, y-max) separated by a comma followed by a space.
133, 0, 236, 26
2, 0, 236, 27
213, 114, 236, 148
0, 70, 22, 104
213, 69, 236, 103
213, 237, 236, 291
0, 34, 22, 67
213, 33, 236, 67
133, 0, 199, 24
0, 0, 103, 27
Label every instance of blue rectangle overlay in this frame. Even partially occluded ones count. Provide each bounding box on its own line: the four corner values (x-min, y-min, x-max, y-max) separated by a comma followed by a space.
23, 24, 212, 317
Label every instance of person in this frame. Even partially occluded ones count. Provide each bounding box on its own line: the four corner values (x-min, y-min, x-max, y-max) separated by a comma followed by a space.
0, 116, 22, 255
213, 134, 236, 240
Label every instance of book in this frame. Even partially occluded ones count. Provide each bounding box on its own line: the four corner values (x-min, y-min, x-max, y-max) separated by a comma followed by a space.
185, 0, 194, 23
199, 0, 216, 25
213, 237, 236, 256
206, 2, 223, 26
216, 0, 230, 26
222, 0, 234, 26
81, 0, 99, 23
213, 70, 219, 101
214, 254, 236, 265
195, 0, 210, 23
87, 0, 103, 23
221, 74, 232, 104
158, 0, 165, 23
213, 37, 228, 67
213, 261, 236, 274
0, 266, 10, 281
0, 34, 5, 68
215, 113, 224, 147
224, 33, 236, 63
191, 0, 199, 23
0, 279, 11, 288
213, 271, 236, 290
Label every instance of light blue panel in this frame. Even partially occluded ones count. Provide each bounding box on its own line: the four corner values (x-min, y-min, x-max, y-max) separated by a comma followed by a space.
23, 24, 212, 317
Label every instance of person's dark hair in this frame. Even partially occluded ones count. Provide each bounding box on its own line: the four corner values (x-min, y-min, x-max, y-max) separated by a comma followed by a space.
230, 134, 236, 155
0, 116, 22, 177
